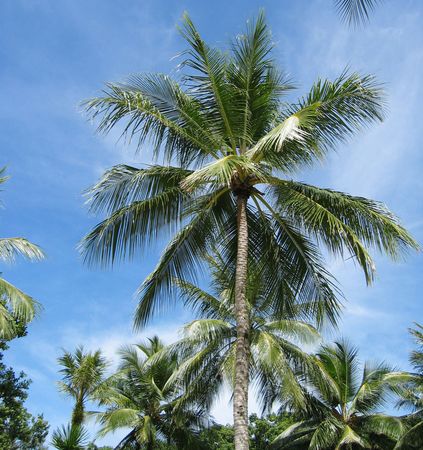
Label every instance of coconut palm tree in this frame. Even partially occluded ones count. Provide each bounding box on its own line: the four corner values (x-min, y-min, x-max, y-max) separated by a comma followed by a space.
394, 323, 423, 449
272, 341, 408, 449
93, 336, 207, 450
81, 13, 417, 449
166, 252, 322, 414
0, 168, 44, 339
51, 424, 89, 450
58, 347, 108, 427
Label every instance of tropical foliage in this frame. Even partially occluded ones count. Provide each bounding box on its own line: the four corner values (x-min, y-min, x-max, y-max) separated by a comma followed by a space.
81, 11, 416, 449
92, 336, 207, 449
335, 0, 381, 25
51, 424, 89, 450
0, 334, 49, 450
58, 347, 108, 427
394, 323, 423, 449
0, 4, 417, 450
166, 252, 322, 413
271, 341, 408, 449
0, 168, 45, 339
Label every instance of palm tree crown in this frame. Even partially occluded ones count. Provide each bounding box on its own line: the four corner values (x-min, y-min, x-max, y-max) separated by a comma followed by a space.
51, 424, 89, 450
81, 10, 415, 335
272, 341, 407, 449
93, 336, 207, 449
167, 252, 323, 412
57, 346, 108, 427
0, 167, 44, 339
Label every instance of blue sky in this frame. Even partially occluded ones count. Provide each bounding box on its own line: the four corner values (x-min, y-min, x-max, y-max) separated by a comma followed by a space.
1, 0, 422, 447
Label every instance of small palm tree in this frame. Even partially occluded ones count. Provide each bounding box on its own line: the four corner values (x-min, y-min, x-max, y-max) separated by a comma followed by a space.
167, 252, 322, 412
394, 324, 423, 449
81, 12, 417, 449
58, 347, 108, 427
93, 337, 207, 450
51, 424, 89, 450
272, 341, 408, 449
0, 168, 44, 339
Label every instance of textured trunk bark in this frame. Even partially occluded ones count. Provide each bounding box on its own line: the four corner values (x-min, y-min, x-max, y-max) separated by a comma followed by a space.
233, 193, 250, 450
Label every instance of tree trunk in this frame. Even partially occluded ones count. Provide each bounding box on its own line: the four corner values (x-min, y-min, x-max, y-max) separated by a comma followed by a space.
233, 193, 250, 450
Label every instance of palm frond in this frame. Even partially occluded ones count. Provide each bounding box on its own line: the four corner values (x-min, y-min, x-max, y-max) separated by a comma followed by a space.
0, 238, 44, 262
134, 188, 234, 328
179, 13, 239, 150
335, 0, 381, 26
80, 165, 196, 267
51, 424, 89, 450
0, 277, 40, 339
270, 180, 418, 283
228, 10, 293, 147
84, 73, 220, 166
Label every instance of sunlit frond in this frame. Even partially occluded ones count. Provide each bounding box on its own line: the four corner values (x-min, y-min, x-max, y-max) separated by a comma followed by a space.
0, 277, 40, 339
0, 238, 44, 263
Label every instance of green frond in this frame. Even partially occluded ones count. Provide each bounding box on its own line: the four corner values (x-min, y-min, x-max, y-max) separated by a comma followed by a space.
253, 192, 342, 326
179, 13, 238, 149
362, 414, 405, 441
85, 164, 192, 215
0, 167, 9, 185
335, 0, 381, 26
228, 10, 293, 146
269, 179, 418, 283
263, 320, 320, 344
84, 73, 220, 165
97, 408, 140, 436
173, 278, 233, 321
0, 237, 45, 263
134, 188, 234, 328
394, 421, 423, 450
0, 277, 41, 339
51, 424, 89, 450
80, 185, 186, 267
271, 420, 317, 449
253, 71, 384, 172
335, 424, 370, 448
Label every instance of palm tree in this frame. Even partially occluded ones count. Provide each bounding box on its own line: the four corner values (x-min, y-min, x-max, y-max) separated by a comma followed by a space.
81, 13, 417, 449
51, 424, 89, 450
394, 323, 423, 449
58, 347, 108, 427
0, 168, 44, 339
166, 252, 322, 414
93, 336, 207, 450
272, 341, 408, 449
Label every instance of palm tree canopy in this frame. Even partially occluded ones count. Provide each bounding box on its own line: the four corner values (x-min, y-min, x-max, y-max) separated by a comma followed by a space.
163, 252, 323, 413
80, 12, 417, 330
272, 340, 410, 449
57, 346, 108, 427
51, 424, 89, 450
93, 336, 207, 449
58, 346, 108, 399
0, 167, 45, 339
